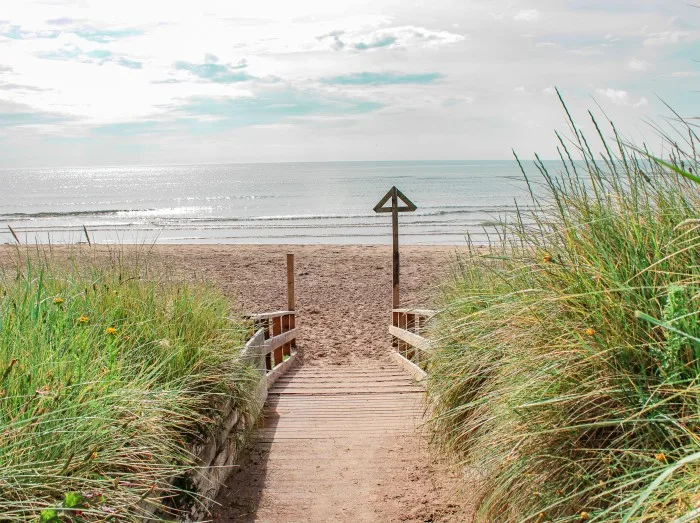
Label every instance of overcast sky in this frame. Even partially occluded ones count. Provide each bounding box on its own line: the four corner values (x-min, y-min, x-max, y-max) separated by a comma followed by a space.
0, 0, 698, 167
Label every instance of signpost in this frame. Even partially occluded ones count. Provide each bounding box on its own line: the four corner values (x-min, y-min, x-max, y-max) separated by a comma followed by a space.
373, 186, 417, 309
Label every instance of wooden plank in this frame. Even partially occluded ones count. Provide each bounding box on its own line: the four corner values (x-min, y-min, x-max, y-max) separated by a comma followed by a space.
267, 352, 298, 388
265, 329, 297, 355
272, 316, 282, 337
267, 389, 424, 395
392, 308, 437, 317
389, 326, 433, 354
249, 310, 295, 321
240, 328, 267, 373
391, 351, 428, 383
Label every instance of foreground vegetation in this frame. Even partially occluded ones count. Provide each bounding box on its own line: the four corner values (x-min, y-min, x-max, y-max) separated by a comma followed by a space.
0, 248, 256, 521
427, 99, 700, 522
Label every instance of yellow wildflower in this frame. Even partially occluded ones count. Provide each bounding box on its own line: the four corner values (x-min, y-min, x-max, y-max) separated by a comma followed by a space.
78, 316, 89, 324
105, 327, 118, 336
655, 452, 667, 463
543, 253, 553, 263
53, 297, 64, 304
585, 328, 595, 337
581, 512, 589, 521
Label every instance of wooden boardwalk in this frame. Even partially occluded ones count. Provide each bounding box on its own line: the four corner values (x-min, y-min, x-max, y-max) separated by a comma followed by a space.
213, 360, 427, 522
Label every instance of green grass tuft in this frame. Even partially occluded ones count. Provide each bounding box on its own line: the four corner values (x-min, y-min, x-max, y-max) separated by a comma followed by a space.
426, 101, 700, 522
0, 247, 257, 521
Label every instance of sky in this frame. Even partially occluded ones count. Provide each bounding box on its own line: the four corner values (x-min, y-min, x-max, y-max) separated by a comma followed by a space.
0, 0, 698, 167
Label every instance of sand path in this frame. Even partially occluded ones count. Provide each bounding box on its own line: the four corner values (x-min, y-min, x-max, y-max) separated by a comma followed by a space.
170, 245, 470, 522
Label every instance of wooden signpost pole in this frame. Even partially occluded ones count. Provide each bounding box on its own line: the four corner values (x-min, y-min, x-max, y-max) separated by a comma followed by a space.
391, 189, 400, 309
374, 186, 417, 310
287, 253, 295, 312
286, 253, 296, 349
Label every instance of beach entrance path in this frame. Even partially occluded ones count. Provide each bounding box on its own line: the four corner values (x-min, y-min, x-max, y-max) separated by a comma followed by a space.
212, 359, 461, 522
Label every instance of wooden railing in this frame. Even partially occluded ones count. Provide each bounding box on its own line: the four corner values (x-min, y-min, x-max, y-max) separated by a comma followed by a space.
249, 310, 297, 371
239, 254, 299, 405
241, 311, 298, 406
389, 308, 436, 381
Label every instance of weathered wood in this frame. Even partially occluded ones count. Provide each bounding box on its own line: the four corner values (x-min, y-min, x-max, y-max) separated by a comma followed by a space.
392, 189, 400, 309
397, 309, 407, 352
265, 329, 297, 355
267, 352, 298, 388
389, 325, 433, 354
374, 186, 417, 310
241, 328, 267, 373
391, 308, 437, 317
287, 253, 295, 312
373, 186, 418, 214
391, 351, 428, 382
249, 310, 295, 321
272, 316, 282, 337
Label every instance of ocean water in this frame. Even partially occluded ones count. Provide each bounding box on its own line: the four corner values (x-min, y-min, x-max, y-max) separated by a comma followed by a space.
0, 161, 540, 245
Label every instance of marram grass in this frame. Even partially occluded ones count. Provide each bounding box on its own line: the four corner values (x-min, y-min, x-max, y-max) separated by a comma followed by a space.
0, 248, 257, 521
426, 98, 700, 522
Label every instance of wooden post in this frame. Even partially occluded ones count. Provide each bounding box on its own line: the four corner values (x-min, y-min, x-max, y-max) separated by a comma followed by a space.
287, 254, 296, 350
391, 189, 400, 309
287, 253, 295, 312
374, 186, 417, 311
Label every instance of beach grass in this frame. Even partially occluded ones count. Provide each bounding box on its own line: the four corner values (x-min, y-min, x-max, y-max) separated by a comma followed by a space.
425, 96, 700, 522
0, 247, 257, 521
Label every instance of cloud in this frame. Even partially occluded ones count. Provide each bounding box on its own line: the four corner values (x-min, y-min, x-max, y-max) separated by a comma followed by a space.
173, 54, 253, 84
172, 89, 381, 129
317, 30, 346, 51
321, 72, 442, 86
628, 59, 650, 71
595, 88, 648, 108
172, 55, 252, 84
570, 45, 605, 56
46, 18, 77, 26
92, 121, 170, 136
0, 82, 48, 92
0, 23, 59, 40
354, 35, 397, 50
0, 65, 12, 74
643, 30, 693, 47
0, 100, 71, 128
320, 25, 463, 52
73, 27, 144, 43
38, 45, 143, 69
671, 71, 699, 78
514, 9, 541, 22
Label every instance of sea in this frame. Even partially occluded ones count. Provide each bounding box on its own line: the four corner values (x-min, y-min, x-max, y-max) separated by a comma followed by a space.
0, 160, 544, 246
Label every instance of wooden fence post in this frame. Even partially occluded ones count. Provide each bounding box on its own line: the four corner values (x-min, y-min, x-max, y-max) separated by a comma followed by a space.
287, 254, 296, 349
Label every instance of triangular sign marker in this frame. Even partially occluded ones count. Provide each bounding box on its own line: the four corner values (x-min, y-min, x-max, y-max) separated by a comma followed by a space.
373, 186, 417, 213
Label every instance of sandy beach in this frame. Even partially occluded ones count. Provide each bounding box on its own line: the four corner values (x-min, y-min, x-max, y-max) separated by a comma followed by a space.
148, 244, 460, 364
0, 243, 463, 363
